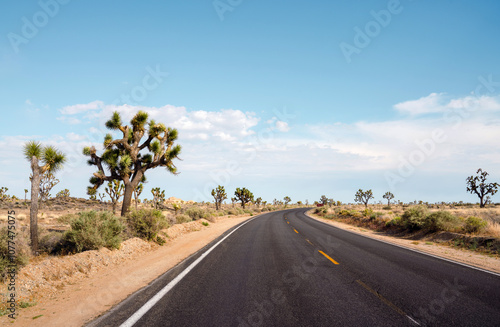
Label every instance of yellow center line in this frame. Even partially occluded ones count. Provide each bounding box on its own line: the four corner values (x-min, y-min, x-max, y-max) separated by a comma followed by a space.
306, 239, 314, 246
294, 229, 299, 234
318, 250, 339, 265
287, 221, 290, 224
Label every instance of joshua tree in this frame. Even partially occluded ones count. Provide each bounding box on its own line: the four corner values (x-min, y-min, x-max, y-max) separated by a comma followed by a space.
211, 185, 227, 211
173, 202, 181, 215
255, 197, 262, 208
319, 195, 328, 206
0, 187, 8, 201
383, 191, 395, 207
133, 177, 146, 210
98, 192, 106, 202
235, 188, 254, 209
466, 169, 499, 208
283, 196, 291, 208
354, 189, 374, 208
23, 141, 66, 255
151, 187, 166, 210
231, 197, 236, 207
105, 180, 125, 214
37, 172, 60, 205
56, 189, 70, 199
84, 111, 181, 216
24, 189, 28, 203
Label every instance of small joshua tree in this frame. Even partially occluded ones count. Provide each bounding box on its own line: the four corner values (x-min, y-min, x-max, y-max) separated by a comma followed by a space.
255, 197, 262, 208
84, 110, 181, 216
355, 189, 374, 208
383, 191, 395, 207
231, 197, 236, 208
466, 169, 499, 208
319, 195, 328, 206
56, 189, 70, 199
23, 141, 66, 255
0, 187, 8, 201
151, 187, 166, 210
235, 188, 254, 209
283, 196, 291, 208
105, 180, 125, 214
173, 202, 181, 215
211, 185, 227, 211
133, 177, 146, 210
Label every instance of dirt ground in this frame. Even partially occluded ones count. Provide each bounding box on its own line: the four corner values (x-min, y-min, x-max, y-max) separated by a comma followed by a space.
0, 214, 254, 327
306, 211, 500, 274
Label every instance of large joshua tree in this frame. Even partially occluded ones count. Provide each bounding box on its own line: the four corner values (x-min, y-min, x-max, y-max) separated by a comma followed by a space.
23, 141, 66, 255
84, 111, 181, 216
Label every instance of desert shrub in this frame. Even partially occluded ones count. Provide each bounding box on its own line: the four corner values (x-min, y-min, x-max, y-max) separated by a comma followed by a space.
185, 207, 207, 220
155, 235, 166, 246
424, 211, 462, 232
386, 216, 402, 227
61, 211, 124, 253
126, 209, 169, 241
362, 208, 373, 217
382, 206, 392, 210
0, 227, 31, 281
39, 231, 64, 254
463, 216, 488, 234
400, 206, 428, 230
57, 213, 77, 225
176, 214, 192, 224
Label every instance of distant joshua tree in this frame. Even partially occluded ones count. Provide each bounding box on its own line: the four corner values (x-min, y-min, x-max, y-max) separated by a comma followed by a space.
283, 196, 291, 208
105, 180, 125, 214
319, 195, 328, 206
383, 191, 395, 207
235, 188, 254, 209
211, 185, 227, 211
354, 189, 374, 208
83, 111, 181, 216
466, 169, 499, 208
23, 141, 66, 255
151, 187, 166, 210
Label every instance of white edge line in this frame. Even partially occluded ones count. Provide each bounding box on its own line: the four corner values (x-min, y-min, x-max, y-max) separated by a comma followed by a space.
119, 215, 259, 327
305, 210, 500, 278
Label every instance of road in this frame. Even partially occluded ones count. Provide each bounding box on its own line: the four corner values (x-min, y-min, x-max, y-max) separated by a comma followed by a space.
88, 208, 500, 327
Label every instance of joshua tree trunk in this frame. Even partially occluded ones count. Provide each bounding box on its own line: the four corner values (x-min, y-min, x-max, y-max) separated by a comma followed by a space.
121, 177, 141, 216
30, 156, 41, 255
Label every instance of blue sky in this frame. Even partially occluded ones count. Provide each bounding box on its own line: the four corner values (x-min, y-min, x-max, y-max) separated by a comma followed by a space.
1, 0, 499, 204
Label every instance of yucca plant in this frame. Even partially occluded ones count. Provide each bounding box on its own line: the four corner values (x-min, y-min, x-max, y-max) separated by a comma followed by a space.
211, 185, 227, 210
23, 141, 66, 255
235, 187, 254, 209
84, 111, 181, 216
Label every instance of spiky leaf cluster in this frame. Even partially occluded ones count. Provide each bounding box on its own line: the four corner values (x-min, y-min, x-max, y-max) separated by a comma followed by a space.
235, 187, 254, 209
83, 111, 181, 197
211, 185, 227, 210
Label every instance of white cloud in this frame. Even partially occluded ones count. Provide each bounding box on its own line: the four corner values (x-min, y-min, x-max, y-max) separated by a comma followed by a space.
394, 93, 446, 115
60, 100, 104, 115
275, 121, 290, 132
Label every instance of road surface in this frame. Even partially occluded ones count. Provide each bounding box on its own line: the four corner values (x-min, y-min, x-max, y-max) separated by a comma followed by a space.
88, 208, 500, 326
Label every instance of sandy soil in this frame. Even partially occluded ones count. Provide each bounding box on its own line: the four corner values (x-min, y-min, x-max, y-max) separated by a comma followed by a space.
0, 215, 253, 327
306, 211, 500, 274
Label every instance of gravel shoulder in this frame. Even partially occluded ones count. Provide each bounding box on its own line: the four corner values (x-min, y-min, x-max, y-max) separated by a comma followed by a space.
0, 215, 254, 327
306, 210, 500, 274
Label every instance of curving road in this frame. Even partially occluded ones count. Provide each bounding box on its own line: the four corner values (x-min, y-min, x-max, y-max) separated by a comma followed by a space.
88, 208, 500, 327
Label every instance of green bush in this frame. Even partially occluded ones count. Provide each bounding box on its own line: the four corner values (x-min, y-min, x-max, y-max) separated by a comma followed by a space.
400, 206, 428, 230
176, 214, 192, 224
424, 211, 462, 232
463, 216, 488, 234
362, 208, 373, 217
0, 227, 31, 281
61, 210, 124, 253
127, 209, 169, 241
386, 216, 402, 227
185, 207, 208, 220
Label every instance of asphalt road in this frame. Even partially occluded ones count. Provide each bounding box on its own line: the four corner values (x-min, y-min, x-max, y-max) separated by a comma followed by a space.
88, 208, 500, 327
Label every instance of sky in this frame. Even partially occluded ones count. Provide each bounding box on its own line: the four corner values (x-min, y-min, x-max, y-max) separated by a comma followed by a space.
1, 0, 499, 205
